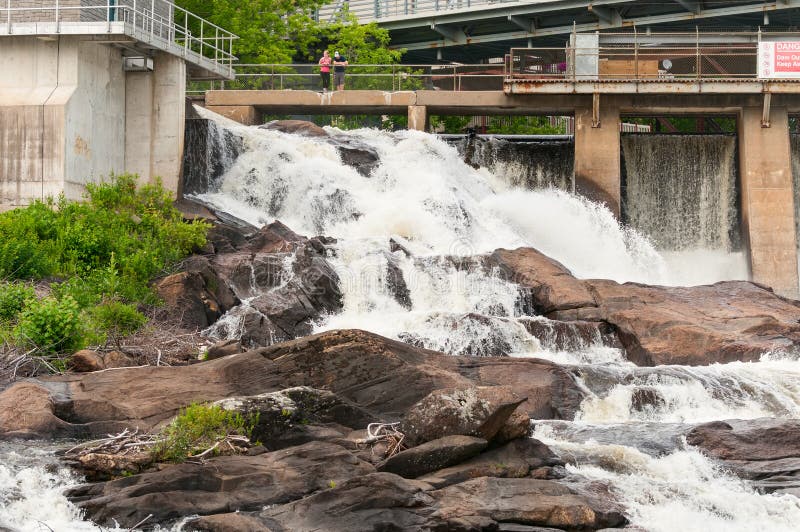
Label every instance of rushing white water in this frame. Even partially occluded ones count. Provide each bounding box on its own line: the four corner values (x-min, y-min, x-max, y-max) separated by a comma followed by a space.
0, 443, 106, 531
534, 424, 800, 532
576, 357, 800, 424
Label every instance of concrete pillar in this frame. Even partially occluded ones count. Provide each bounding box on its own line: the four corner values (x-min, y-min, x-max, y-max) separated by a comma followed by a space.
205, 105, 258, 126
738, 106, 799, 297
408, 105, 428, 131
573, 102, 621, 217
124, 51, 186, 196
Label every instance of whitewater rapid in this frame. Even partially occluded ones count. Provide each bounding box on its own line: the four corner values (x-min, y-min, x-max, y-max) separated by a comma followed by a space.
1, 111, 796, 531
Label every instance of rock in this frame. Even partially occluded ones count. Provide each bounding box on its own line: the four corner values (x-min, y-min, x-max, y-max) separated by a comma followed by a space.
418, 438, 562, 489
520, 317, 621, 351
253, 473, 436, 531
0, 352, 276, 439
630, 387, 666, 413
71, 451, 151, 481
400, 386, 527, 446
255, 330, 583, 421
377, 435, 488, 478
102, 351, 136, 369
186, 513, 271, 532
687, 419, 800, 461
155, 271, 225, 330
214, 387, 377, 450
68, 441, 374, 528
68, 350, 105, 372
335, 142, 380, 177
494, 247, 800, 366
495, 406, 532, 443
205, 339, 242, 360
432, 477, 627, 530
486, 247, 597, 314
386, 254, 412, 310
260, 120, 328, 138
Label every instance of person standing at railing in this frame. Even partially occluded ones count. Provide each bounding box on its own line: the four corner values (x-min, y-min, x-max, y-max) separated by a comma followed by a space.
333, 51, 348, 91
319, 50, 332, 92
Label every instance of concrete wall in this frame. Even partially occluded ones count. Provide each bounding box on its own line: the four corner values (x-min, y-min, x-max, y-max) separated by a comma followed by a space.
0, 34, 185, 206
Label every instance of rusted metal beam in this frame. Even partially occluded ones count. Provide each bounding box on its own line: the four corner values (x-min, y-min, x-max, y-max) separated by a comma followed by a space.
762, 92, 772, 128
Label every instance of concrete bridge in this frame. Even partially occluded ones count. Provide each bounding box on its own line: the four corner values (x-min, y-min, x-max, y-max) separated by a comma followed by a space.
205, 32, 800, 297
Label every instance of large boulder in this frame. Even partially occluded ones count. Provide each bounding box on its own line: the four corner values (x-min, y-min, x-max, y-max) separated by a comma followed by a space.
0, 330, 582, 440
376, 435, 488, 478
0, 352, 275, 439
400, 386, 527, 446
493, 247, 800, 366
254, 329, 583, 421
68, 441, 374, 528
260, 120, 328, 138
194, 473, 627, 531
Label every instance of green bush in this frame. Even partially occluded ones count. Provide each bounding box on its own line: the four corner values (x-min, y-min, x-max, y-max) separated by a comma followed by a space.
0, 282, 35, 321
14, 295, 83, 353
89, 300, 147, 346
0, 174, 210, 359
152, 403, 258, 463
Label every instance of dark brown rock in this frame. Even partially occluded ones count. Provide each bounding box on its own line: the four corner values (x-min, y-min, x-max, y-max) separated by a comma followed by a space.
205, 339, 242, 360
68, 441, 374, 528
400, 386, 527, 446
186, 513, 271, 532
418, 438, 562, 489
687, 419, 800, 461
0, 352, 276, 439
494, 247, 800, 366
255, 330, 583, 421
432, 477, 627, 530
260, 120, 328, 137
377, 435, 488, 478
155, 271, 223, 330
68, 350, 105, 373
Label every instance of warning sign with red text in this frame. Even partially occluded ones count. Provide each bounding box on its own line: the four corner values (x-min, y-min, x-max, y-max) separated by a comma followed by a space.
759, 42, 800, 79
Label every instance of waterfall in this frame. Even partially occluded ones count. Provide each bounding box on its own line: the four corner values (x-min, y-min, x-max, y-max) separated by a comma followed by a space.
621, 134, 740, 251
182, 118, 244, 195
454, 137, 574, 190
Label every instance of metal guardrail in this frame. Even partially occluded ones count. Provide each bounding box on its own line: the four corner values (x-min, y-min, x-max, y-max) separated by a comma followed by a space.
0, 0, 237, 79
507, 31, 800, 82
317, 0, 515, 23
190, 63, 507, 92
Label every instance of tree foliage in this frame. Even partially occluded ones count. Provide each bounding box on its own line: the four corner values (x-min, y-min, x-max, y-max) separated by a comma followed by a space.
175, 1, 404, 65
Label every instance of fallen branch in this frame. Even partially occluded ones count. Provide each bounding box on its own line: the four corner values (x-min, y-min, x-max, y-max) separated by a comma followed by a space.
357, 422, 406, 458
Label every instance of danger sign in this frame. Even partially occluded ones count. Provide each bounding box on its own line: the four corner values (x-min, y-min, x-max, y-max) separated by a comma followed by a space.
759, 41, 800, 79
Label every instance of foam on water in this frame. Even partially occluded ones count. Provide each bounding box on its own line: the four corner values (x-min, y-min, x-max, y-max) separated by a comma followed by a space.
534, 425, 800, 532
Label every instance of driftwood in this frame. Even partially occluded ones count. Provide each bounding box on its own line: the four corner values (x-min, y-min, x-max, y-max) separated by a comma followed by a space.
357, 422, 406, 458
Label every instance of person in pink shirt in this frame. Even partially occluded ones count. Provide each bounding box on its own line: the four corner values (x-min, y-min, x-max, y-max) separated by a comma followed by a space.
318, 50, 332, 92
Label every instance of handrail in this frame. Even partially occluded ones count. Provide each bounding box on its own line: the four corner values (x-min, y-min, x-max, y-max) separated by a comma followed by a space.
0, 1, 238, 78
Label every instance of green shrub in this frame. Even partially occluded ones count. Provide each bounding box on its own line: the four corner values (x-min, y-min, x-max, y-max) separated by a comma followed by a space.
0, 282, 35, 321
152, 403, 258, 463
0, 174, 210, 359
89, 300, 147, 346
14, 295, 83, 353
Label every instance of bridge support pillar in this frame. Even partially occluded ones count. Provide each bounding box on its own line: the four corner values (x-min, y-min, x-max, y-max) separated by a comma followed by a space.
408, 105, 428, 131
573, 101, 621, 217
738, 106, 799, 297
206, 105, 259, 126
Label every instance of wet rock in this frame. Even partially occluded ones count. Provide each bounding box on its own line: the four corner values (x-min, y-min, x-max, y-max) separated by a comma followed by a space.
400, 386, 527, 446
630, 387, 666, 413
494, 247, 800, 366
520, 317, 622, 351
418, 437, 562, 489
687, 419, 800, 461
386, 255, 412, 310
68, 441, 374, 528
335, 142, 380, 177
389, 237, 412, 257
260, 120, 328, 137
377, 435, 488, 478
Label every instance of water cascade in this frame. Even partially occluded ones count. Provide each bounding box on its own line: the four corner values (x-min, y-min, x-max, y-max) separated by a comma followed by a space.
4, 111, 800, 530
453, 136, 575, 190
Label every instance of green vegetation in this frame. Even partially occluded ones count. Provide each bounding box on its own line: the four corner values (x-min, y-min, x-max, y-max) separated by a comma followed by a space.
0, 174, 209, 361
152, 403, 258, 463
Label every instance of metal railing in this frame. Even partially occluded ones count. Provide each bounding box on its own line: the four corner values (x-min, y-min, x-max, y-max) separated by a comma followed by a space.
317, 0, 516, 23
191, 63, 506, 92
507, 31, 800, 82
0, 1, 237, 78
